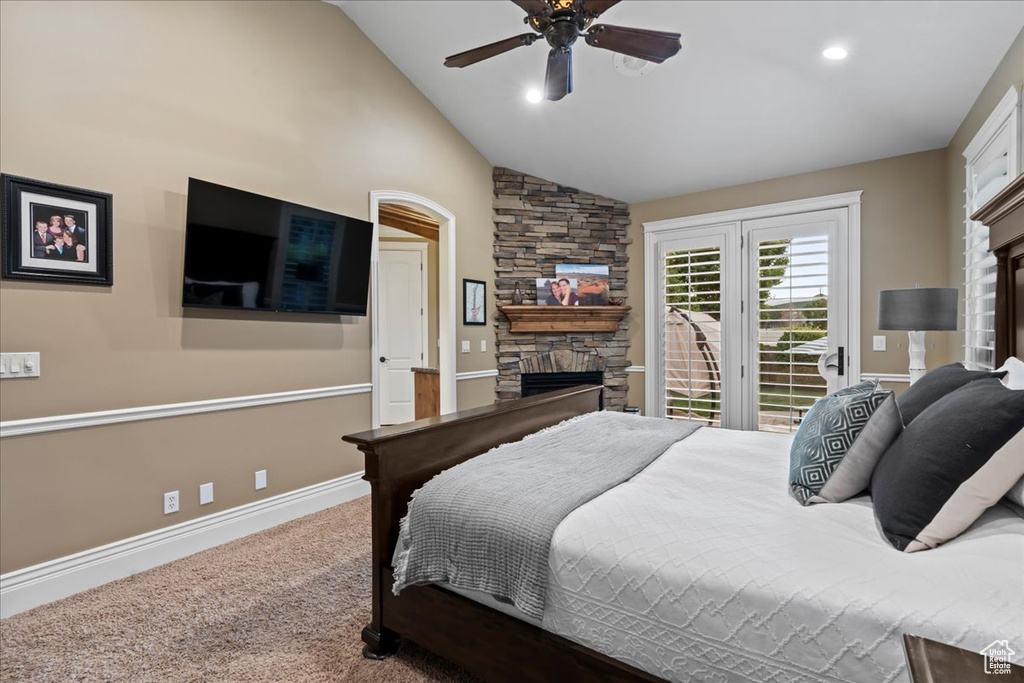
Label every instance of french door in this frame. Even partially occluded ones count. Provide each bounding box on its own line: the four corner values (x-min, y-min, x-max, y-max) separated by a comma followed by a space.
648, 203, 856, 432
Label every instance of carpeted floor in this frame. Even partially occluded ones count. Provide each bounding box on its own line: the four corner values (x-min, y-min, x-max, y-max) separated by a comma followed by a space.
0, 495, 478, 682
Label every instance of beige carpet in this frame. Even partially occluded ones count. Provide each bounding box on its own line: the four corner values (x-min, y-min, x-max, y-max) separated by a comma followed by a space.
0, 495, 478, 682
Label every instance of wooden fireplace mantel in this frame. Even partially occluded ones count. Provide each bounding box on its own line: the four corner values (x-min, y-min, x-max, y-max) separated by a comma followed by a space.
498, 305, 631, 333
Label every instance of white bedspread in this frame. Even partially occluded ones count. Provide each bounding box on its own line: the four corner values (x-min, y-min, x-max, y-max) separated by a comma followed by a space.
541, 427, 1024, 683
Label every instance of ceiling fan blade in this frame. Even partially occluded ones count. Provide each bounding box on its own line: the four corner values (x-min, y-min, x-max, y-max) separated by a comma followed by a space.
584, 24, 682, 63
444, 33, 538, 68
581, 0, 621, 17
511, 0, 548, 15
544, 48, 573, 101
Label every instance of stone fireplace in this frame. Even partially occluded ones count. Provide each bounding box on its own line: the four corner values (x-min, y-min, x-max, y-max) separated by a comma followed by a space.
492, 168, 632, 411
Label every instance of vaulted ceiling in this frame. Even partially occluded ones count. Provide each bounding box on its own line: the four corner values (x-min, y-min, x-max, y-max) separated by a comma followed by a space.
334, 1, 1024, 202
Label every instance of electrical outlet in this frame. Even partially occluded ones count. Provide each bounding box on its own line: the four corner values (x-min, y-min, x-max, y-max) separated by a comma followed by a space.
461, 340, 470, 354
255, 469, 267, 490
199, 482, 214, 505
163, 491, 179, 514
872, 335, 886, 352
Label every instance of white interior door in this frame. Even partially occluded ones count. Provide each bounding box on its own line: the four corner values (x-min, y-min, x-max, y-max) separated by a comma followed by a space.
378, 244, 427, 425
743, 209, 849, 432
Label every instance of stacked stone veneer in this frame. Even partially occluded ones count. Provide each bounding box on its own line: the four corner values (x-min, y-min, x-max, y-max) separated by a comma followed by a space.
492, 167, 632, 410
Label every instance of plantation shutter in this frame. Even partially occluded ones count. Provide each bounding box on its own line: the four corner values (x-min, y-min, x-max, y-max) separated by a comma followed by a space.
964, 150, 1008, 370
962, 88, 1019, 371
754, 235, 830, 434
663, 246, 724, 426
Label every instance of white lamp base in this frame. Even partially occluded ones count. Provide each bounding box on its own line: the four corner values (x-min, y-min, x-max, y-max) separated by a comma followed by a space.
908, 330, 927, 384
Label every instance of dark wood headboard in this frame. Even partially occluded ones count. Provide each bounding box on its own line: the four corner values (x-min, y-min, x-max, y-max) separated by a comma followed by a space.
971, 172, 1024, 364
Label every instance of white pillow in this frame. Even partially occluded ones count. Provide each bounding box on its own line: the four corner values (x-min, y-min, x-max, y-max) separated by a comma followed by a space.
997, 356, 1024, 389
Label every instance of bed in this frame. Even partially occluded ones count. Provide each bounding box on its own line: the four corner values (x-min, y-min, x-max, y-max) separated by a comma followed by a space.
343, 385, 1023, 682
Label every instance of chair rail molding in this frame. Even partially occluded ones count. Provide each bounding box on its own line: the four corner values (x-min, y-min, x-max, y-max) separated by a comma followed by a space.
0, 383, 372, 438
456, 369, 499, 381
0, 472, 370, 618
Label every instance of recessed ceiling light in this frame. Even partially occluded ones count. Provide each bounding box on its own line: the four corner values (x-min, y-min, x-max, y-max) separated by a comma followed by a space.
525, 89, 542, 103
823, 46, 848, 60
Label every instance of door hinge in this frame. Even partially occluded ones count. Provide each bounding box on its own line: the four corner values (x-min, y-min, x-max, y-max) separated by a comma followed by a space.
741, 300, 744, 313
741, 365, 745, 378
740, 235, 744, 248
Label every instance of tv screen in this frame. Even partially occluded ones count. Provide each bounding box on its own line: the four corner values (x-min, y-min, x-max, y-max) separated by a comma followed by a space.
182, 179, 373, 316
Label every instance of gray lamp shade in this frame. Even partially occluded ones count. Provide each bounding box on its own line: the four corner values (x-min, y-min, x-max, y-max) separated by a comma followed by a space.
877, 288, 958, 331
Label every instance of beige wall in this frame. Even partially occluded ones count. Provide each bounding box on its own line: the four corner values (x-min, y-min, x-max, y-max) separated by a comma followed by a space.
946, 29, 1024, 339
626, 149, 949, 413
0, 0, 496, 573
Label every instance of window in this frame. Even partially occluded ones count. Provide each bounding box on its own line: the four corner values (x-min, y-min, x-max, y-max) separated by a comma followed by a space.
963, 87, 1020, 370
645, 194, 860, 431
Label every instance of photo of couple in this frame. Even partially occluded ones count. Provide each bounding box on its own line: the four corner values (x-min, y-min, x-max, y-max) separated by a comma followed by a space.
29, 209, 89, 263
537, 277, 580, 306
535, 264, 611, 306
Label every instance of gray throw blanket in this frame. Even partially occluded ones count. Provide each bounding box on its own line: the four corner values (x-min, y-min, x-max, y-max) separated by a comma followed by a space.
392, 411, 700, 620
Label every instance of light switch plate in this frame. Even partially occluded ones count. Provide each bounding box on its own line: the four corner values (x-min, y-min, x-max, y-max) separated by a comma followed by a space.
255, 469, 267, 490
480, 339, 487, 352
199, 482, 214, 505
872, 335, 886, 352
461, 340, 470, 354
0, 352, 40, 378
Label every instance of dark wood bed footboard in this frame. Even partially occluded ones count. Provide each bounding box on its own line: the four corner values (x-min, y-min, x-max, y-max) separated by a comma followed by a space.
343, 385, 657, 680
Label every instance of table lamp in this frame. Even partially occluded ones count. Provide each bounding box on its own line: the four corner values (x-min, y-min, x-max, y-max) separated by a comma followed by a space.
878, 287, 958, 384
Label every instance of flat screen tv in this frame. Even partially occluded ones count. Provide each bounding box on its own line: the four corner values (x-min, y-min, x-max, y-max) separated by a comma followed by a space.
182, 179, 373, 316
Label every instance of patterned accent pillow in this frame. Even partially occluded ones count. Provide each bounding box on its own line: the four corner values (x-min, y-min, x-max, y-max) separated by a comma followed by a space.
789, 380, 902, 506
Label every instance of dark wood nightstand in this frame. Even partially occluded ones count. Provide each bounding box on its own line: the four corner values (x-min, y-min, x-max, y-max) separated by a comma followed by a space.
903, 634, 1024, 682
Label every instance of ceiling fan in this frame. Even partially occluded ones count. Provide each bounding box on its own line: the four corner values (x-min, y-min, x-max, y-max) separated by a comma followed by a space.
443, 0, 682, 101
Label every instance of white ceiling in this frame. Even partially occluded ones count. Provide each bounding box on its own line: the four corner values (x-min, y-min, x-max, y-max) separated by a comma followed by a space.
335, 1, 1024, 203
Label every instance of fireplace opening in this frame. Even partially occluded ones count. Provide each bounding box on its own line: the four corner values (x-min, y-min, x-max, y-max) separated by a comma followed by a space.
521, 371, 604, 409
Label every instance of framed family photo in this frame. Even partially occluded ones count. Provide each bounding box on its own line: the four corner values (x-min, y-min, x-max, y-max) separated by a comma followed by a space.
463, 278, 486, 325
1, 174, 113, 286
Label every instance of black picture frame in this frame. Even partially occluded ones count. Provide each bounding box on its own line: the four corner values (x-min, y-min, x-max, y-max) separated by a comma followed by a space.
463, 278, 486, 325
2, 174, 113, 286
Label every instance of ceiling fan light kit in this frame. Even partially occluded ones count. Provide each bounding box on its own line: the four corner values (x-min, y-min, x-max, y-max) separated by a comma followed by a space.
443, 0, 682, 101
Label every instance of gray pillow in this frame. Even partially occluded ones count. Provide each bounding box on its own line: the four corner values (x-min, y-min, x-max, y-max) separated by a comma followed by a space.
789, 381, 902, 505
872, 378, 1024, 552
896, 362, 1006, 425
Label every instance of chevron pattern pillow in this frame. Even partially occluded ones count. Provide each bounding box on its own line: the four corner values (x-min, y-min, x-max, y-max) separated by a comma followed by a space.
789, 380, 902, 506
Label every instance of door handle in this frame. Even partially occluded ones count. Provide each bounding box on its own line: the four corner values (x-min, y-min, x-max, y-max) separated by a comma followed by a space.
379, 356, 387, 363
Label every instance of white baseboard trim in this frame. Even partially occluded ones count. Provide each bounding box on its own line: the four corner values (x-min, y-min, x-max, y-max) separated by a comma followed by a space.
0, 383, 373, 439
861, 373, 912, 384
626, 366, 646, 373
456, 369, 498, 381
0, 472, 369, 619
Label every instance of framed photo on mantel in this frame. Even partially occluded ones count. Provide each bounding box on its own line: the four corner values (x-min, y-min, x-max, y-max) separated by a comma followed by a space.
1, 174, 113, 286
463, 278, 486, 325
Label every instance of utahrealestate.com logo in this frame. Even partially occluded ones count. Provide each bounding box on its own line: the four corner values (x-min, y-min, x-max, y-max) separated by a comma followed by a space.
981, 640, 1016, 675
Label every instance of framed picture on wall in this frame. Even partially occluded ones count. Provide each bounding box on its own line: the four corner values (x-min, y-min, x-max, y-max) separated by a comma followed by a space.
1, 174, 113, 286
463, 278, 486, 325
